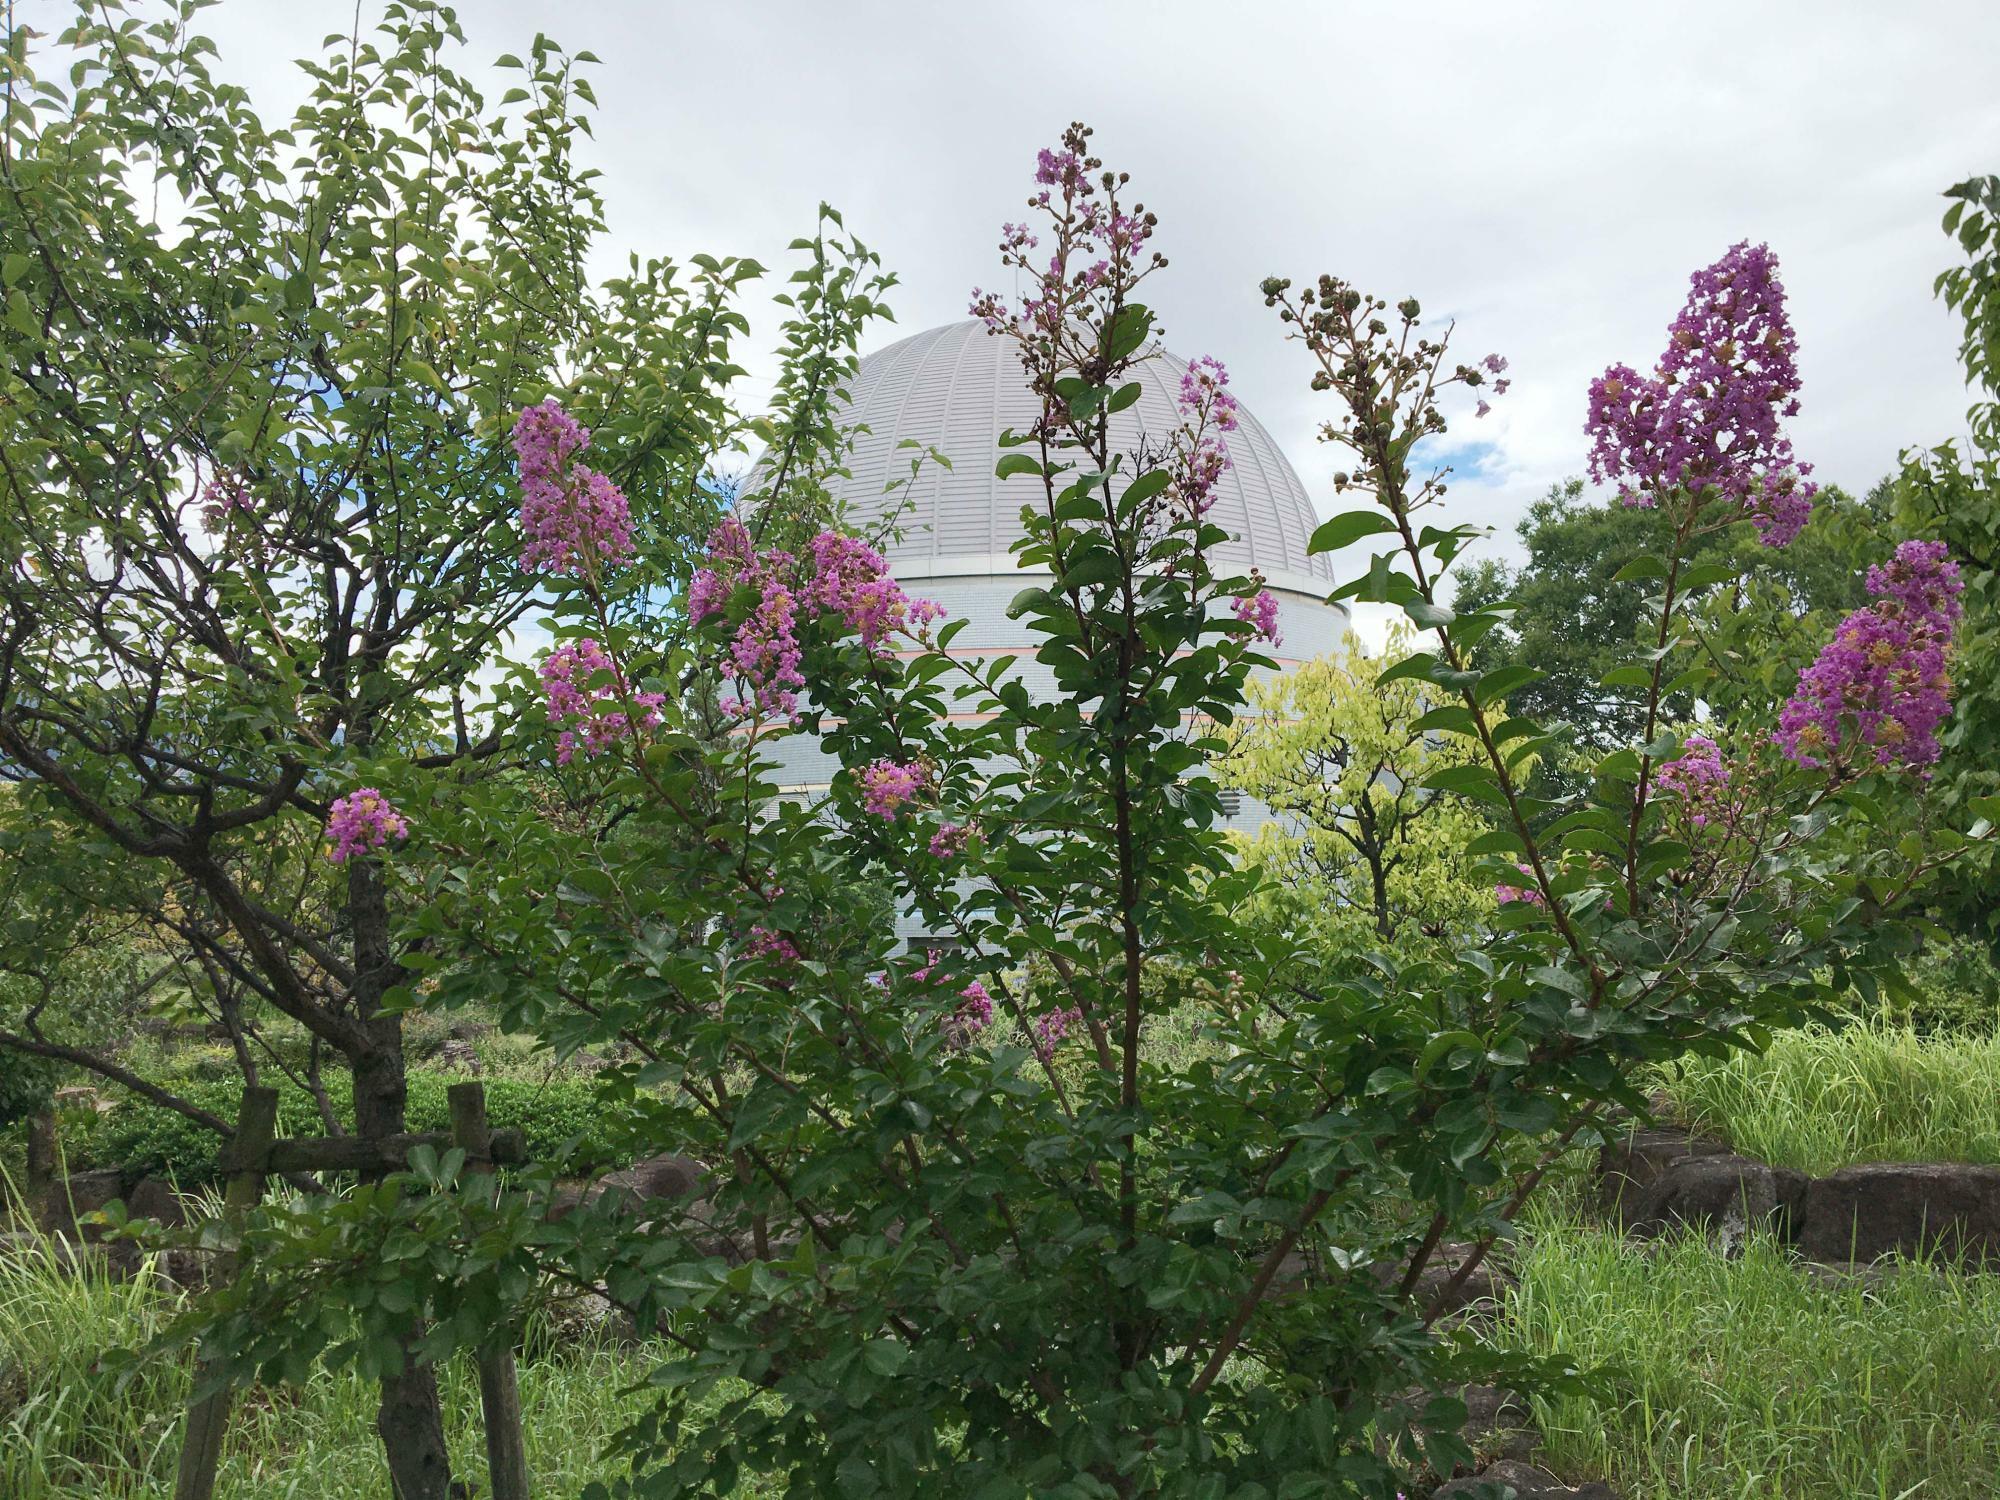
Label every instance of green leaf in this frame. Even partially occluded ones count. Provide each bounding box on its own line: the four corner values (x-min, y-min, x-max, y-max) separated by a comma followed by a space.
1611, 554, 1669, 583
1308, 510, 1397, 555
995, 453, 1044, 480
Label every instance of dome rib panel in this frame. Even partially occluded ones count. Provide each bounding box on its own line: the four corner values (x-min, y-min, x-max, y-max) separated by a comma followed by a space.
828, 319, 1332, 583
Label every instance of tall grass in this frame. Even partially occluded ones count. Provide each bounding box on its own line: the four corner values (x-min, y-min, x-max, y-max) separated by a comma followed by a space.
0, 1223, 668, 1498
1500, 1221, 2000, 1500
1659, 1024, 2000, 1175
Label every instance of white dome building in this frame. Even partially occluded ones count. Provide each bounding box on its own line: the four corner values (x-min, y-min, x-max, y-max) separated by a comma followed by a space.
769, 319, 1348, 949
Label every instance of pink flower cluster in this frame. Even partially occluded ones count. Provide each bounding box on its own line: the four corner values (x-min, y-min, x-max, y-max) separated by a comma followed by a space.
1032, 1004, 1084, 1061
1233, 589, 1281, 646
1472, 354, 1511, 420
689, 520, 941, 721
200, 468, 254, 530
928, 822, 973, 859
860, 759, 930, 821
943, 980, 995, 1049
746, 926, 801, 965
689, 519, 805, 720
807, 531, 945, 650
1585, 243, 1816, 547
1494, 864, 1545, 907
1175, 354, 1240, 517
539, 637, 664, 765
1777, 539, 1963, 771
1655, 734, 1738, 830
970, 126, 1158, 346
512, 400, 636, 576
324, 788, 408, 865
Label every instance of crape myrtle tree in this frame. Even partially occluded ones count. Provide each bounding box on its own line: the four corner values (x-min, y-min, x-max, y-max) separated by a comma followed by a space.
0, 4, 893, 1495
163, 128, 1996, 1497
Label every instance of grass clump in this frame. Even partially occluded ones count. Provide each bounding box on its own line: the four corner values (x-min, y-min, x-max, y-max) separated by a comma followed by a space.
1499, 1220, 2000, 1500
1659, 1023, 2000, 1175
0, 1224, 664, 1498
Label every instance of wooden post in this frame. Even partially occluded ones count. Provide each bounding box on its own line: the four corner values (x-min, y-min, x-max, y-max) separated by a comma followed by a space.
174, 1085, 279, 1500
24, 1107, 57, 1198
449, 1081, 530, 1500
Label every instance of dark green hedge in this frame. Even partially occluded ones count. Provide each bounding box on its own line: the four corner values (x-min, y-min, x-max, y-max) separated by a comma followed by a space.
69, 1072, 616, 1184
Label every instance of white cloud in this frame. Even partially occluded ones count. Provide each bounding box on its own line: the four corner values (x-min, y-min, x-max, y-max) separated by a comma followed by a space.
22, 0, 1999, 568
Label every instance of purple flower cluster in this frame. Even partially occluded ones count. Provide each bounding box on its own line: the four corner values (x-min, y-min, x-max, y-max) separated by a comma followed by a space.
928, 822, 973, 859
513, 401, 636, 575
690, 519, 805, 720
1232, 589, 1281, 646
1655, 734, 1737, 830
1032, 1004, 1084, 1061
1585, 243, 1816, 547
1174, 354, 1240, 517
1777, 539, 1963, 771
324, 788, 408, 864
689, 521, 942, 721
200, 468, 254, 530
969, 126, 1158, 347
807, 530, 945, 650
746, 926, 801, 965
860, 759, 930, 821
943, 980, 995, 1049
539, 637, 664, 765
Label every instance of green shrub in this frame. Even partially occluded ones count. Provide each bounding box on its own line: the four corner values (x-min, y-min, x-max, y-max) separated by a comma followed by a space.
69, 1072, 622, 1185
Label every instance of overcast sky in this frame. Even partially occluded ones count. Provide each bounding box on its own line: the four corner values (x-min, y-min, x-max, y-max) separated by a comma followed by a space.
26, 2, 2000, 578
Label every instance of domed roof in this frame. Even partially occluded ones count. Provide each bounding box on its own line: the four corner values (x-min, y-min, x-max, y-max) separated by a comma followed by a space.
827, 320, 1333, 586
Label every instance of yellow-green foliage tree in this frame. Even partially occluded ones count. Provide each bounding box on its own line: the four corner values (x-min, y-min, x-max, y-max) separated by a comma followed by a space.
1219, 628, 1497, 958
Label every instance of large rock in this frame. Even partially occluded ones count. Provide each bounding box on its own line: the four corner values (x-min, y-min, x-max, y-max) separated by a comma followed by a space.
1596, 1125, 1730, 1227
594, 1152, 708, 1209
547, 1153, 711, 1224
1430, 1459, 1617, 1499
1623, 1154, 1807, 1251
1796, 1162, 2000, 1265
124, 1176, 189, 1228
33, 1168, 128, 1239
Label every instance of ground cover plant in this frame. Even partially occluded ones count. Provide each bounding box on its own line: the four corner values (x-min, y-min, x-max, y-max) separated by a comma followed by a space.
1501, 1223, 2000, 1500
1658, 1023, 2000, 1175
4, 6, 2000, 1499
0, 1219, 674, 1500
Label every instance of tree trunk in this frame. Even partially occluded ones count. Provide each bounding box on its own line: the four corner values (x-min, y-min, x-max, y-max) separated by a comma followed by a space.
349, 856, 456, 1500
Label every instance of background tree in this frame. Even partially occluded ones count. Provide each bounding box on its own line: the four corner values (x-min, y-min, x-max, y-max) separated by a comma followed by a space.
1896, 173, 2000, 948
1455, 478, 1889, 755
1217, 628, 1493, 955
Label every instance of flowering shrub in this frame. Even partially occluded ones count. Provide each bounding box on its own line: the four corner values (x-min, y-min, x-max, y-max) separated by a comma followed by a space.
184, 121, 1997, 1500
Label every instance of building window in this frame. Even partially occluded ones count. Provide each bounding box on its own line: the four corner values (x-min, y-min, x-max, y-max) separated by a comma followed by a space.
910, 935, 964, 957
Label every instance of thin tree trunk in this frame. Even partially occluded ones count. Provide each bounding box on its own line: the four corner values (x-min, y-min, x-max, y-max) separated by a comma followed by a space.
348, 855, 456, 1500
